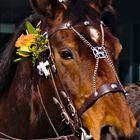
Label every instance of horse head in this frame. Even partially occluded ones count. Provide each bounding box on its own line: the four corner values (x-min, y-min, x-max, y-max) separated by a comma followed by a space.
29, 0, 139, 139
0, 0, 139, 139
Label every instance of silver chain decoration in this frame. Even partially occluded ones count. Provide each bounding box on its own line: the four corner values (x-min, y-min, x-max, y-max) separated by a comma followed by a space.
68, 21, 126, 96
69, 22, 107, 95
100, 21, 126, 94
105, 54, 126, 93
93, 58, 99, 93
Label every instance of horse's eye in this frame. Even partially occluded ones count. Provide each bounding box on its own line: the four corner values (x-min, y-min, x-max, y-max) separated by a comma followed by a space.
59, 49, 74, 60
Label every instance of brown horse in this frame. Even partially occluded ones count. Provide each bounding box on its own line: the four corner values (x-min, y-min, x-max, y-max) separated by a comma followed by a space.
0, 0, 139, 139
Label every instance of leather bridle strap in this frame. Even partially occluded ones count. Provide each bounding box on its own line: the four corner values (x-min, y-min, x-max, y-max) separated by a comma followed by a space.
0, 132, 79, 140
44, 135, 79, 140
78, 83, 126, 117
48, 21, 98, 38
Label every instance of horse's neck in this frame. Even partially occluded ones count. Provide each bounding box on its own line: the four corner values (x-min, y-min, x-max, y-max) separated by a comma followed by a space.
0, 63, 71, 138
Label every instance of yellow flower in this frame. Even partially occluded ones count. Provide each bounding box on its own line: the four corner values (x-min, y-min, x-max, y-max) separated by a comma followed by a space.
15, 34, 35, 48
15, 34, 35, 57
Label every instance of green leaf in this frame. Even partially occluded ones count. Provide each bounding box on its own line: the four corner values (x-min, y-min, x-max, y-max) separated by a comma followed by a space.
26, 20, 37, 34
16, 50, 32, 55
13, 58, 30, 62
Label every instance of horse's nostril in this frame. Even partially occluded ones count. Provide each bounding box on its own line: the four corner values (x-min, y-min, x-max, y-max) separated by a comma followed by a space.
136, 121, 139, 128
131, 126, 140, 140
101, 125, 110, 134
101, 125, 124, 140
101, 125, 117, 140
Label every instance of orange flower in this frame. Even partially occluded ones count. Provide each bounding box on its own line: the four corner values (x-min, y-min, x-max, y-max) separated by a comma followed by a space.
15, 34, 35, 48
15, 34, 35, 57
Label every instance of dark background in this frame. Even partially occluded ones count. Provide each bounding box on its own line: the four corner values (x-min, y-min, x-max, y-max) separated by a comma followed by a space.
0, 0, 140, 85
114, 0, 140, 84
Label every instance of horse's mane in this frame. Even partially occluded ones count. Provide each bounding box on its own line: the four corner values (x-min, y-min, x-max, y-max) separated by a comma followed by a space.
0, 14, 41, 94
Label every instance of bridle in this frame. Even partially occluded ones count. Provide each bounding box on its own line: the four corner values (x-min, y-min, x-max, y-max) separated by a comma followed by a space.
44, 19, 127, 114
36, 19, 127, 139
0, 19, 127, 140
65, 21, 127, 116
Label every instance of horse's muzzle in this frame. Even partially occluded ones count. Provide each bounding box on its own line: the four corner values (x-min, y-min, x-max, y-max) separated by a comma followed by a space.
100, 124, 140, 140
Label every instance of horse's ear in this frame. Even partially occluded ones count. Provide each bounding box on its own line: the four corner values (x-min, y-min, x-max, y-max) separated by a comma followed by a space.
114, 40, 122, 60
30, 0, 68, 17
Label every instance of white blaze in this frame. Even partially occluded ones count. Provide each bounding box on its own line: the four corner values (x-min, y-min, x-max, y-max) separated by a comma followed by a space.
89, 27, 99, 42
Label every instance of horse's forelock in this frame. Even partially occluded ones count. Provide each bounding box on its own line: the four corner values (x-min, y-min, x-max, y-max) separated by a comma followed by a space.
64, 0, 100, 22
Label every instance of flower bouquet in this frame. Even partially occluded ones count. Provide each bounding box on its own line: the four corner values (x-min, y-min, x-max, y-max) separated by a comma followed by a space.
14, 20, 49, 65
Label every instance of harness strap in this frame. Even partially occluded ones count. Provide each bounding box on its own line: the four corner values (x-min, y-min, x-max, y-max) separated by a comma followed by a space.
0, 133, 79, 140
78, 83, 126, 117
48, 21, 98, 38
44, 135, 79, 140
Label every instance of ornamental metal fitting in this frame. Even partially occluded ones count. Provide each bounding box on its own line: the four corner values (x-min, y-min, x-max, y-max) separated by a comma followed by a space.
84, 21, 90, 26
80, 127, 93, 140
66, 22, 71, 29
94, 91, 98, 97
111, 84, 118, 89
92, 46, 107, 59
43, 32, 48, 38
